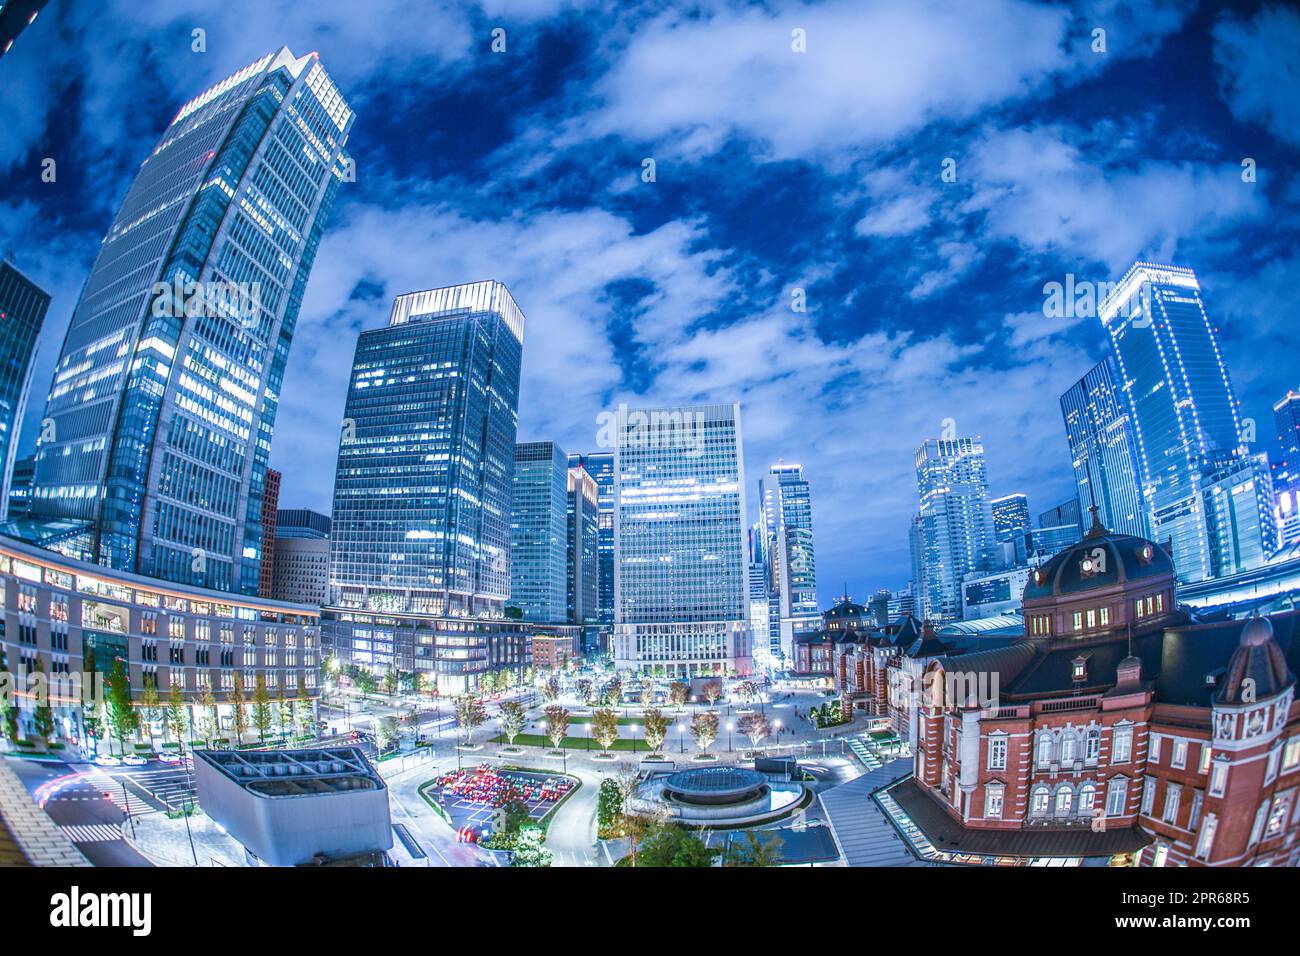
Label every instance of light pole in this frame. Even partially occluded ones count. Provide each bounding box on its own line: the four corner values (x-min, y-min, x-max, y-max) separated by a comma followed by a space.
727, 722, 734, 753
774, 719, 782, 753
631, 724, 638, 754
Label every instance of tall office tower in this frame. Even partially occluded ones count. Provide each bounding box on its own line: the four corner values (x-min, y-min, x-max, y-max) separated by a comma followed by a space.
990, 493, 1031, 543
1203, 454, 1277, 576
758, 461, 820, 661
1026, 523, 1082, 560
566, 464, 599, 625
1059, 356, 1149, 539
274, 508, 330, 539
613, 403, 751, 676
509, 442, 568, 623
29, 49, 354, 594
1038, 498, 1084, 534
6, 455, 34, 519
567, 451, 614, 624
1099, 262, 1249, 582
0, 260, 49, 510
912, 436, 995, 621
257, 468, 281, 598
747, 559, 771, 666
329, 281, 523, 617
1274, 390, 1300, 544
271, 535, 329, 606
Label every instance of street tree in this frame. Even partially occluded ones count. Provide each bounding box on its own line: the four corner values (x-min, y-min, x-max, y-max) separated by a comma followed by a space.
690, 710, 719, 754
138, 681, 161, 752
669, 681, 689, 711
701, 679, 723, 707
296, 674, 314, 738
575, 677, 594, 705
540, 675, 561, 704
543, 705, 570, 750
252, 673, 274, 744
166, 681, 188, 755
376, 715, 399, 754
198, 676, 218, 743
229, 677, 249, 744
592, 707, 619, 754
738, 712, 772, 752
104, 659, 138, 756
642, 708, 670, 754
737, 680, 759, 705
454, 694, 486, 745
499, 700, 527, 747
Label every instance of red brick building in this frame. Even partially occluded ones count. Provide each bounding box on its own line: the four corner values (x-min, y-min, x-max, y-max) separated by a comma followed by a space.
894, 511, 1300, 866
258, 467, 281, 599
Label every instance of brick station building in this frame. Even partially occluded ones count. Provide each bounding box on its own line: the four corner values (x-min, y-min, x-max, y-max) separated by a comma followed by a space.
887, 509, 1300, 866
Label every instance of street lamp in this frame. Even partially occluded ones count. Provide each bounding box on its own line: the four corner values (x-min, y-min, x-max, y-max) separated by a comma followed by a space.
727, 722, 735, 753
774, 719, 782, 752
631, 724, 638, 754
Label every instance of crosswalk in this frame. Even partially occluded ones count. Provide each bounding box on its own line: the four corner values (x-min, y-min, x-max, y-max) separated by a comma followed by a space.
77, 767, 160, 817
60, 823, 124, 844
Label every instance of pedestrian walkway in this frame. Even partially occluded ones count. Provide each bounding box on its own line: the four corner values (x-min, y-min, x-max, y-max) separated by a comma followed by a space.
846, 735, 882, 771
61, 823, 125, 844
77, 766, 160, 817
818, 760, 934, 867
0, 760, 90, 866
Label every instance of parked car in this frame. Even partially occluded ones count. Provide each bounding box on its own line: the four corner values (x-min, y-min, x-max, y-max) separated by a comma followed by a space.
157, 752, 182, 765
121, 754, 148, 766
93, 754, 122, 767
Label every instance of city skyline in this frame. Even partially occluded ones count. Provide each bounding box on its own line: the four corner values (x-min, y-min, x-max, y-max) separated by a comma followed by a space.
4, 2, 1300, 607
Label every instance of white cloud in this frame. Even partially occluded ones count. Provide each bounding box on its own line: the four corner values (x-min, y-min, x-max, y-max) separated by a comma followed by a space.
1213, 4, 1300, 148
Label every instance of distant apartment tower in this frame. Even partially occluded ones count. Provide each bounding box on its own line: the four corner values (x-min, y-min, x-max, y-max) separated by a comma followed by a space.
758, 462, 819, 661
613, 403, 751, 676
1060, 356, 1149, 539
990, 493, 1031, 543
509, 441, 568, 624
6, 454, 34, 519
567, 451, 615, 625
910, 436, 995, 621
1099, 262, 1268, 582
275, 508, 330, 539
328, 282, 523, 617
324, 281, 527, 695
28, 49, 354, 594
0, 261, 48, 511
566, 465, 599, 625
1027, 523, 1082, 560
257, 468, 281, 598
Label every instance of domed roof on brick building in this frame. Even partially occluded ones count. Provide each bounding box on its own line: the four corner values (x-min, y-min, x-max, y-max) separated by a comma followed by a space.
1215, 613, 1294, 706
1022, 507, 1174, 603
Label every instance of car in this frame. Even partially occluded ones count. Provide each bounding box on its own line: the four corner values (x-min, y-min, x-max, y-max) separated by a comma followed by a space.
93, 754, 122, 767
157, 751, 182, 765
121, 754, 148, 766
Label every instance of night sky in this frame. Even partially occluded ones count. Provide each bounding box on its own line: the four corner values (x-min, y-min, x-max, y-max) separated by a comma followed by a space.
2, 0, 1299, 604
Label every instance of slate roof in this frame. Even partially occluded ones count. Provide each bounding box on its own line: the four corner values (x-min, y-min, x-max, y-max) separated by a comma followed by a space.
1023, 524, 1173, 602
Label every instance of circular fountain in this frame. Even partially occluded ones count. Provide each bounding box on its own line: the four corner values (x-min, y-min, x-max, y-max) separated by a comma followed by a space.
637, 765, 805, 825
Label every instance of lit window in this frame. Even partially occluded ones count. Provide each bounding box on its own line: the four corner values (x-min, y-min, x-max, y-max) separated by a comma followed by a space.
1112, 727, 1132, 763
1072, 611, 1083, 631
1055, 788, 1073, 815
1031, 787, 1049, 815
1106, 778, 1128, 816
1195, 814, 1217, 859
1172, 739, 1188, 769
1209, 761, 1228, 797
988, 736, 1007, 770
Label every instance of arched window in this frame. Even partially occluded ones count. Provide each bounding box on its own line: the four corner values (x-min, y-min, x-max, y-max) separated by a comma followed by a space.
1085, 728, 1101, 761
1055, 786, 1074, 816
1032, 786, 1050, 816
1037, 732, 1054, 767
1061, 731, 1078, 763
1079, 783, 1097, 814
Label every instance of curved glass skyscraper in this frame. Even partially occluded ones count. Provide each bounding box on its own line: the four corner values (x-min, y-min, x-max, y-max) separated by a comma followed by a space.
29, 48, 354, 594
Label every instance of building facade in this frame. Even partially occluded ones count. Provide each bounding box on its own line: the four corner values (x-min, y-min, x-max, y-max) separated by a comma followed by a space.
758, 462, 819, 663
0, 532, 319, 749
270, 535, 329, 606
990, 494, 1031, 549
0, 261, 48, 513
613, 403, 751, 676
566, 464, 598, 625
274, 508, 330, 539
1274, 389, 1300, 545
1099, 262, 1254, 583
911, 437, 996, 621
509, 441, 568, 624
1060, 356, 1149, 540
324, 281, 526, 695
257, 468, 281, 599
29, 49, 354, 595
568, 451, 615, 625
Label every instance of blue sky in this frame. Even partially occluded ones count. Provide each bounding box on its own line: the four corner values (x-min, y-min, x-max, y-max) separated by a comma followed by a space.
2, 0, 1299, 605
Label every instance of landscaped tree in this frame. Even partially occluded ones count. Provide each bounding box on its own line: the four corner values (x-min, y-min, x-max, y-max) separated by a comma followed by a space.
690, 710, 719, 754
725, 830, 784, 867
701, 679, 723, 707
621, 810, 668, 868
592, 707, 619, 754
737, 680, 759, 705
738, 712, 772, 753
252, 673, 273, 743
3, 702, 20, 746
166, 681, 188, 755
575, 678, 594, 705
603, 676, 623, 707
376, 715, 399, 754
413, 671, 431, 699
229, 676, 249, 744
499, 700, 527, 747
637, 821, 715, 868
198, 676, 218, 743
669, 681, 689, 711
32, 669, 55, 749
138, 681, 161, 751
479, 671, 497, 697
454, 693, 486, 745
543, 705, 569, 750
382, 668, 398, 697
355, 669, 377, 696
510, 827, 553, 867
642, 708, 669, 755
540, 675, 561, 704
104, 659, 138, 756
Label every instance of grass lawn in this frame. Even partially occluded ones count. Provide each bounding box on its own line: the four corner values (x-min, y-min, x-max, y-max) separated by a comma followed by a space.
490, 732, 663, 752
869, 730, 898, 741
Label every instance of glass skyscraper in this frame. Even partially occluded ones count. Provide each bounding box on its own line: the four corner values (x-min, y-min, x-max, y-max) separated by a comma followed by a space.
1099, 261, 1255, 581
990, 493, 1030, 544
509, 441, 568, 623
1273, 389, 1300, 544
613, 402, 751, 676
566, 464, 599, 625
568, 450, 614, 624
1059, 355, 1150, 540
911, 436, 995, 621
0, 260, 49, 511
28, 48, 354, 594
757, 461, 819, 662
328, 281, 524, 617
